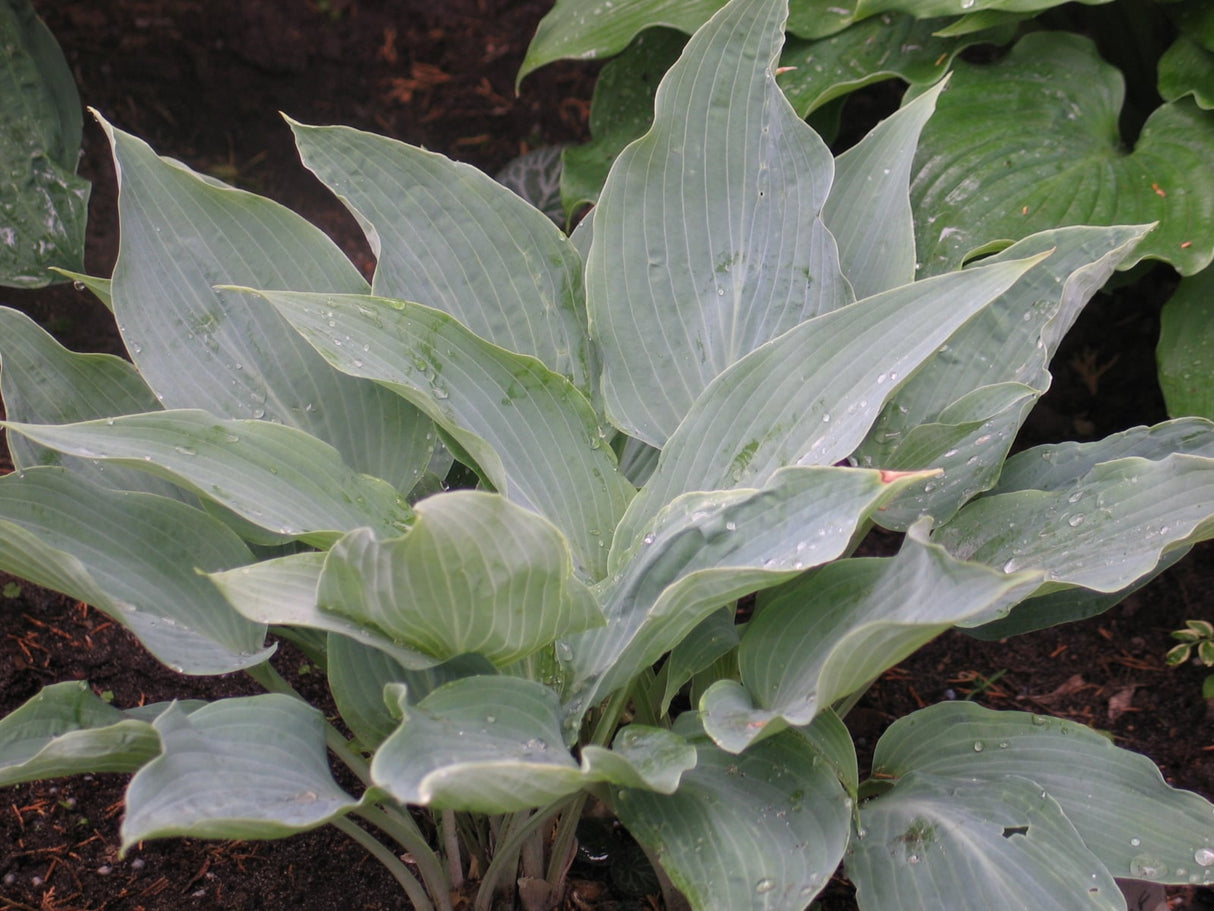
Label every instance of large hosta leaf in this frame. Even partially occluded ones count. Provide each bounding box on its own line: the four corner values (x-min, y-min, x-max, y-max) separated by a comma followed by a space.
699, 522, 1041, 752
587, 0, 851, 449
910, 32, 1214, 277
123, 695, 359, 847
0, 682, 166, 786
290, 121, 593, 393
1158, 268, 1214, 419
0, 0, 88, 287
0, 468, 268, 674
847, 771, 1124, 911
855, 224, 1149, 529
4, 410, 413, 546
99, 118, 433, 494
615, 720, 852, 911
565, 466, 928, 721
872, 702, 1214, 885
933, 451, 1214, 594
613, 253, 1044, 549
253, 289, 634, 580
317, 491, 603, 667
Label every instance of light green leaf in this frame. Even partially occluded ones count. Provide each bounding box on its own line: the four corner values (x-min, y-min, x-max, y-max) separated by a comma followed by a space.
855, 224, 1150, 529
208, 552, 439, 669
588, 0, 850, 448
318, 491, 603, 667
373, 677, 584, 813
1160, 35, 1214, 110
701, 522, 1041, 752
254, 289, 634, 580
615, 725, 851, 911
0, 681, 164, 786
614, 253, 1045, 550
777, 16, 1015, 119
290, 121, 593, 392
566, 466, 927, 722
0, 0, 88, 288
519, 0, 724, 82
933, 452, 1214, 593
0, 467, 268, 674
48, 268, 112, 310
0, 307, 186, 499
559, 27, 686, 215
3, 410, 413, 546
99, 116, 433, 494
122, 695, 359, 847
1159, 269, 1214, 418
910, 32, 1214, 276
847, 771, 1124, 911
581, 725, 698, 793
822, 81, 944, 300
872, 702, 1214, 884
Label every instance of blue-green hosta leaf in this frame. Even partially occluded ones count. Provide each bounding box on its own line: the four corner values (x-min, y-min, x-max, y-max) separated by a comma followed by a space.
254, 289, 634, 581
0, 307, 187, 499
872, 702, 1214, 885
326, 635, 496, 750
317, 492, 603, 668
3, 410, 413, 547
777, 16, 1016, 119
613, 253, 1045, 550
373, 677, 584, 812
122, 695, 359, 848
208, 553, 439, 669
933, 452, 1214, 594
1159, 269, 1214, 419
615, 723, 851, 911
98, 117, 432, 494
0, 681, 164, 786
588, 0, 850, 448
0, 468, 268, 674
1160, 35, 1214, 110
565, 466, 928, 723
822, 82, 944, 300
290, 121, 593, 393
911, 32, 1214, 277
855, 224, 1150, 529
560, 27, 686, 215
519, 0, 724, 82
700, 522, 1041, 752
0, 0, 88, 287
847, 771, 1124, 911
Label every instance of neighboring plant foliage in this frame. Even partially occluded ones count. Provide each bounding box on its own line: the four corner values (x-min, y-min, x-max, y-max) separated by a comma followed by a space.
3, 2, 1214, 911
523, 0, 1214, 425
0, 0, 89, 288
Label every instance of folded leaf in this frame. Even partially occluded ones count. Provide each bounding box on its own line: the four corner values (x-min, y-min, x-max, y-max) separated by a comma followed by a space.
0, 468, 268, 674
318, 492, 604, 667
123, 695, 359, 847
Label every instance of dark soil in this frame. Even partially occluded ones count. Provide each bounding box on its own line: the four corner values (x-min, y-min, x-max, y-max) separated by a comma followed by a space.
1, 2, 1212, 910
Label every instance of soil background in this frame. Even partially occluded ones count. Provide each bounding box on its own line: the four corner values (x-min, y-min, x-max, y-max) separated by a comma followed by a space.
1, 2, 1212, 910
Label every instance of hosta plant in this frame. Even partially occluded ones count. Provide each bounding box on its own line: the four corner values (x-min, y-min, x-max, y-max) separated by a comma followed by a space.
3, 1, 1214, 909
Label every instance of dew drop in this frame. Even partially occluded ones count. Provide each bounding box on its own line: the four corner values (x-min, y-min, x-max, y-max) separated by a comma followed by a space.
1068, 514, 1085, 527
643, 533, 656, 545
1195, 847, 1214, 867
822, 414, 831, 423
755, 878, 776, 894
1130, 838, 1142, 847
972, 741, 984, 752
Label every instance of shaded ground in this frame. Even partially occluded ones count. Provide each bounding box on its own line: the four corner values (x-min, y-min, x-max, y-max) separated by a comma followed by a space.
1, 2, 1212, 909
